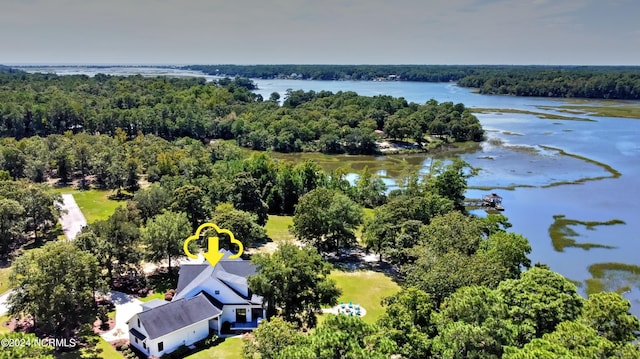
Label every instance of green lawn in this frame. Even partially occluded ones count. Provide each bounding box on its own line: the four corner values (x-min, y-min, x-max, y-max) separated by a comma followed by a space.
53, 337, 123, 359
265, 215, 294, 242
0, 267, 11, 294
0, 315, 10, 334
138, 292, 165, 303
327, 270, 400, 324
50, 188, 124, 223
185, 338, 243, 359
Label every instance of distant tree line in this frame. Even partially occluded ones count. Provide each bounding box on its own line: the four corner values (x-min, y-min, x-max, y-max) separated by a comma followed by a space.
0, 71, 483, 154
187, 64, 640, 99
187, 64, 478, 82
457, 67, 640, 99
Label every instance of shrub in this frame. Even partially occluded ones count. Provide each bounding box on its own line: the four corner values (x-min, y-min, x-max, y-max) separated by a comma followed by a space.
165, 289, 176, 301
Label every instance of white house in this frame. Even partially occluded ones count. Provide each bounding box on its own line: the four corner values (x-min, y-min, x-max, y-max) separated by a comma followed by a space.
127, 251, 265, 358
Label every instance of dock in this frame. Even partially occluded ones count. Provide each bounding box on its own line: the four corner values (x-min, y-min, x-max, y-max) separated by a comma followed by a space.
464, 193, 504, 211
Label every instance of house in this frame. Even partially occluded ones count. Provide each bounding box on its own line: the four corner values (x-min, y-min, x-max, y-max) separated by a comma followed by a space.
127, 250, 265, 358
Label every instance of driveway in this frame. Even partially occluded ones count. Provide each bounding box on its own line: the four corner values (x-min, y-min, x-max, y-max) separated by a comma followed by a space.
0, 290, 12, 316
59, 193, 87, 240
100, 291, 143, 342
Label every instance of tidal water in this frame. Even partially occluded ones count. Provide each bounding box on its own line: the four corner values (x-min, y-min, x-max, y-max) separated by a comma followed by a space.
19, 66, 640, 316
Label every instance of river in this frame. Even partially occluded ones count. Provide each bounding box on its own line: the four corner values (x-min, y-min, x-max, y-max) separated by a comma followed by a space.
18, 66, 640, 316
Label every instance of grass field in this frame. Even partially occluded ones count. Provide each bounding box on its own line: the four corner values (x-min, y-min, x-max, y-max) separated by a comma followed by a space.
55, 337, 123, 359
265, 215, 294, 241
50, 188, 124, 223
138, 292, 165, 303
0, 267, 11, 294
0, 315, 10, 334
185, 338, 243, 359
327, 270, 400, 324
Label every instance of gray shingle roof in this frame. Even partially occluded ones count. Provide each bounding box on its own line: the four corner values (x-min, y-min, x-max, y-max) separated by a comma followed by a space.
141, 299, 168, 311
176, 264, 209, 293
137, 292, 221, 340
218, 260, 256, 278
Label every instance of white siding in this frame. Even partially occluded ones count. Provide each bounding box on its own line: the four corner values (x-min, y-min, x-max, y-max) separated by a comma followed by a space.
146, 320, 210, 357
177, 277, 246, 304
128, 314, 151, 356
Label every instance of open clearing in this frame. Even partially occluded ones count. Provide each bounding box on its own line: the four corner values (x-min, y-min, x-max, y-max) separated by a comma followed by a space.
50, 188, 124, 223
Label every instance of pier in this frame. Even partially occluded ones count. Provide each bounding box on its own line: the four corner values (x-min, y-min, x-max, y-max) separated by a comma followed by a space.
464, 193, 504, 211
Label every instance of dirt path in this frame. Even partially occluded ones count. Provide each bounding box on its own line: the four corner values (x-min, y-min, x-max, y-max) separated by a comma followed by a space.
59, 194, 87, 240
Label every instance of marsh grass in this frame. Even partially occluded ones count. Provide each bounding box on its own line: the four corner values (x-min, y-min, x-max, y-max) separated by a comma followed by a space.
472, 107, 594, 121
586, 263, 640, 295
548, 215, 623, 252
537, 104, 640, 119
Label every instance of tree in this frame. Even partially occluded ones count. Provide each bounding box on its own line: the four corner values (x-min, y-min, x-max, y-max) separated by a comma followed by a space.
133, 183, 172, 222
124, 157, 140, 191
0, 198, 24, 257
406, 250, 508, 307
268, 92, 281, 102
227, 172, 269, 226
503, 321, 620, 359
427, 159, 470, 211
432, 286, 518, 359
242, 317, 300, 359
142, 211, 191, 271
377, 288, 435, 359
21, 185, 61, 244
0, 333, 54, 358
8, 241, 104, 337
210, 203, 266, 248
354, 166, 386, 208
248, 242, 340, 328
76, 206, 141, 285
171, 185, 209, 230
497, 266, 584, 343
420, 211, 485, 256
478, 231, 531, 278
277, 315, 396, 359
0, 145, 26, 179
292, 188, 362, 253
362, 193, 454, 263
580, 291, 640, 344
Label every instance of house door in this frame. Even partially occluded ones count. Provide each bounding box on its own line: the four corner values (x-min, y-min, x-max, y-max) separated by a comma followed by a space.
251, 308, 263, 321
236, 308, 246, 323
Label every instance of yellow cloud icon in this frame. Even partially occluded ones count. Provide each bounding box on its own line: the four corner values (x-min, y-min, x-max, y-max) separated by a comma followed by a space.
183, 223, 244, 267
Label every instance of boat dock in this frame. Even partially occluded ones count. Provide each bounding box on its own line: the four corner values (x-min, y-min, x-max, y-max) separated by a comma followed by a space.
464, 193, 504, 211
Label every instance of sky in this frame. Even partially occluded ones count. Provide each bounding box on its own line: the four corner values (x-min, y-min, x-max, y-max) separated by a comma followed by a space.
1, 0, 639, 65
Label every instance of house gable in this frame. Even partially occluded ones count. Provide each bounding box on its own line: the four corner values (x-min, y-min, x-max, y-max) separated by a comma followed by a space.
173, 259, 262, 306
136, 292, 221, 340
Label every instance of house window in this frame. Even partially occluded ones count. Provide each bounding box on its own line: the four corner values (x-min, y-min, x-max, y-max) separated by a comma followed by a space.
137, 318, 140, 327
158, 342, 164, 352
135, 338, 138, 344
143, 342, 146, 349
214, 290, 220, 295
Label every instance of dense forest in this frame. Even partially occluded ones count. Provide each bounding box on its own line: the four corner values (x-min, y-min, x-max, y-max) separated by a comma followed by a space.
0, 71, 482, 154
186, 64, 640, 99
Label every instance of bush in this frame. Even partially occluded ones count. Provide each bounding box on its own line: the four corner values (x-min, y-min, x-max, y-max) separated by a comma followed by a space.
161, 345, 191, 359
164, 289, 176, 301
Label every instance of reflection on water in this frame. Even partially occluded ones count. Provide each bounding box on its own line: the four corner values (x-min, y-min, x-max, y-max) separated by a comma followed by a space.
548, 215, 623, 252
